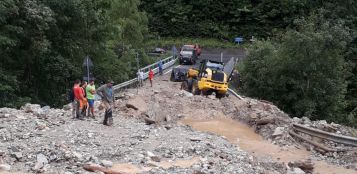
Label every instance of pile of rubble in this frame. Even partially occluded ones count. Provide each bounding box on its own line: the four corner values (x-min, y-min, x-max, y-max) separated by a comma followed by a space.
220, 97, 357, 170
0, 101, 272, 173
1, 77, 357, 173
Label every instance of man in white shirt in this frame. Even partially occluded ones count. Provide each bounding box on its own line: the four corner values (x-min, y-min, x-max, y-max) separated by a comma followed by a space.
137, 70, 144, 87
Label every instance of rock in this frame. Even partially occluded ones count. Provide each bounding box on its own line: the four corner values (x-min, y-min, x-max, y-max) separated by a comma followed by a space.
151, 156, 161, 162
147, 151, 155, 157
287, 168, 305, 174
147, 161, 159, 167
37, 106, 51, 118
183, 91, 193, 97
22, 103, 41, 113
36, 121, 47, 130
288, 160, 314, 173
292, 117, 301, 123
249, 113, 258, 119
0, 164, 11, 171
12, 152, 23, 160
164, 115, 172, 122
0, 113, 10, 118
126, 97, 148, 112
72, 152, 83, 161
63, 104, 72, 111
100, 160, 113, 167
208, 95, 216, 99
272, 127, 285, 138
190, 137, 203, 142
256, 117, 275, 125
144, 117, 156, 125
33, 153, 48, 171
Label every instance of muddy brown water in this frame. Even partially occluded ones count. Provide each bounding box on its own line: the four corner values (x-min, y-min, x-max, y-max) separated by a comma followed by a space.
181, 117, 357, 174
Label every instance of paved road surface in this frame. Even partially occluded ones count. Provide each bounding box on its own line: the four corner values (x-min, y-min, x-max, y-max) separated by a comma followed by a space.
199, 48, 246, 63
179, 48, 246, 69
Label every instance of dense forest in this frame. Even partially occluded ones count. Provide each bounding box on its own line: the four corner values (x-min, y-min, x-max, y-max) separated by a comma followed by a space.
1, 0, 357, 126
0, 0, 151, 107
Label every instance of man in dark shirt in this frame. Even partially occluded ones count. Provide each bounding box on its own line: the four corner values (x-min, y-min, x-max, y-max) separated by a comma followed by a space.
96, 80, 114, 126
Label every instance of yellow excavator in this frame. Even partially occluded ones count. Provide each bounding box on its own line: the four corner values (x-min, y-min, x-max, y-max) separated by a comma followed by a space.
181, 58, 235, 98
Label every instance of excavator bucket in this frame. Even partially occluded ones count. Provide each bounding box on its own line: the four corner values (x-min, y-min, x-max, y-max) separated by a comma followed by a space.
223, 57, 236, 81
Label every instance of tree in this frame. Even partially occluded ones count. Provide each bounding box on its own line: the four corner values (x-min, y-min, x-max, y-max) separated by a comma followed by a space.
0, 0, 149, 107
241, 14, 351, 124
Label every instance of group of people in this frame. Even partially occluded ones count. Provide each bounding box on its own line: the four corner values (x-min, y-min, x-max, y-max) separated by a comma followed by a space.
69, 60, 164, 126
70, 79, 115, 126
138, 59, 163, 87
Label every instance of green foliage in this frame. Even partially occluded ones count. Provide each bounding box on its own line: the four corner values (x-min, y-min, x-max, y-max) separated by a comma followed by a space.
145, 37, 244, 49
240, 15, 351, 124
0, 0, 149, 107
141, 0, 314, 39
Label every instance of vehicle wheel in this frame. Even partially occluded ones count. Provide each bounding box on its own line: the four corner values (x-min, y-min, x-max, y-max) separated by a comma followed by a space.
181, 81, 189, 91
170, 72, 175, 82
216, 92, 225, 99
187, 78, 193, 92
192, 79, 200, 95
202, 90, 212, 96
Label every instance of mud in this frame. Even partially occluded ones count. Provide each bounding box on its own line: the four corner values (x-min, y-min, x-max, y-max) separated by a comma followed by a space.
182, 117, 357, 174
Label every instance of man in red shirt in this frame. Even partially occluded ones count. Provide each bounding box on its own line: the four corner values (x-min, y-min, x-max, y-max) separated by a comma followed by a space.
149, 69, 154, 87
73, 79, 85, 120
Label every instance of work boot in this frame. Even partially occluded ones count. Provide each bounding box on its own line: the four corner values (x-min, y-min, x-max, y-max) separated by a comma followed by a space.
103, 109, 113, 126
107, 110, 113, 126
103, 111, 108, 125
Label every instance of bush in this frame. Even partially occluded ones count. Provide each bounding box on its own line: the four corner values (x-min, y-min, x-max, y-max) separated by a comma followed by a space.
240, 14, 351, 125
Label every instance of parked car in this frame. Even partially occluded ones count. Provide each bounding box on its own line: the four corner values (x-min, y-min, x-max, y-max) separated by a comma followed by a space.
179, 44, 201, 65
153, 47, 166, 54
180, 44, 201, 56
179, 49, 198, 65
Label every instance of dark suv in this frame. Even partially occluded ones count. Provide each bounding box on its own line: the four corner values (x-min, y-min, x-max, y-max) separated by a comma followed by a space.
179, 47, 198, 65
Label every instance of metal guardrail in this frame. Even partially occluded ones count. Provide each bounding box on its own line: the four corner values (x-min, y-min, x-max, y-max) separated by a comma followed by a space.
113, 56, 176, 91
292, 124, 357, 147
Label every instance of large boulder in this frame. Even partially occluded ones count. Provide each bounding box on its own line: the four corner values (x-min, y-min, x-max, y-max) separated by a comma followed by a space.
21, 103, 41, 114
125, 97, 148, 113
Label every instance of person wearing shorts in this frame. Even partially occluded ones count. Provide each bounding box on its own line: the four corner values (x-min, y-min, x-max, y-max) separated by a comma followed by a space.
86, 80, 96, 118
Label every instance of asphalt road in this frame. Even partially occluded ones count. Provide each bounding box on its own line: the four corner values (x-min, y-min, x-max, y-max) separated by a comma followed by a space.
179, 48, 246, 69
199, 48, 246, 63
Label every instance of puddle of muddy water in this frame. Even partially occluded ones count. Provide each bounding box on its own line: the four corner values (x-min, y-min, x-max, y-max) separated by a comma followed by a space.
181, 117, 357, 174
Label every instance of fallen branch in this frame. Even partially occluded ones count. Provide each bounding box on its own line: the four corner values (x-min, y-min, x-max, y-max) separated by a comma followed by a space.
83, 164, 123, 174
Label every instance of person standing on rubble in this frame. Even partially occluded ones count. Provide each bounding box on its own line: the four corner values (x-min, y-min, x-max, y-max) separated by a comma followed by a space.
86, 80, 96, 118
73, 79, 85, 120
96, 80, 115, 126
137, 70, 144, 87
149, 69, 154, 87
80, 81, 88, 117
158, 59, 163, 75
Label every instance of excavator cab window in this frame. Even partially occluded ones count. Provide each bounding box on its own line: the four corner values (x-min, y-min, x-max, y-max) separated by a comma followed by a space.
198, 60, 207, 78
